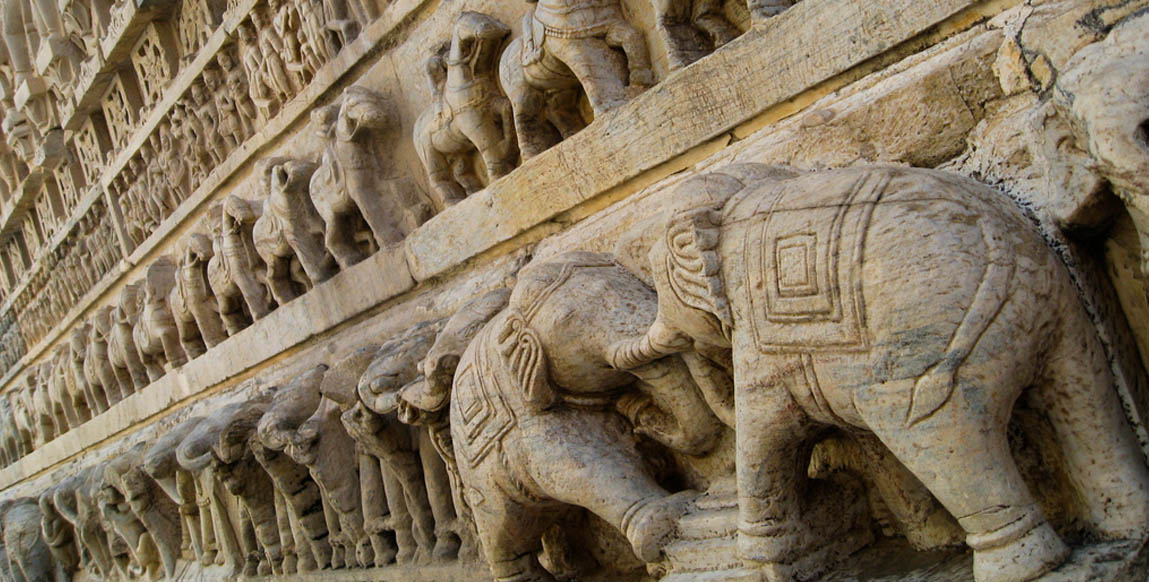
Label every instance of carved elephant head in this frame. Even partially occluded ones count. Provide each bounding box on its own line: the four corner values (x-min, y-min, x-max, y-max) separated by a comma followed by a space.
257, 365, 327, 461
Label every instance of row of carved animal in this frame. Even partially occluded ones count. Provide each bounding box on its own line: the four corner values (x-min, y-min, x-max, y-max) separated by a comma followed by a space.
3, 164, 1147, 582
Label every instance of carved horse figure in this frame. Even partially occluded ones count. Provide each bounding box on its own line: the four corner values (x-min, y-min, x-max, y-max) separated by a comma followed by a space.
208, 198, 276, 336
133, 257, 188, 381
609, 164, 1149, 582
253, 158, 336, 305
108, 284, 150, 392
414, 12, 517, 208
170, 233, 228, 359
499, 0, 654, 159
309, 86, 427, 268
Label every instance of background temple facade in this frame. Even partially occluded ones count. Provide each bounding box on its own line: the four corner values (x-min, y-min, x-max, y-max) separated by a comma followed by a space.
0, 0, 1145, 580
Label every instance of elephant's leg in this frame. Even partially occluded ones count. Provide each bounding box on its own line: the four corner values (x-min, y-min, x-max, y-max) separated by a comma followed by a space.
324, 211, 368, 270
193, 302, 228, 349
291, 235, 338, 286
177, 472, 205, 562
321, 495, 346, 568
266, 256, 301, 306
379, 462, 418, 564
360, 455, 397, 567
857, 378, 1067, 582
419, 430, 461, 560
605, 23, 655, 87
175, 313, 207, 360
546, 39, 629, 115
274, 489, 297, 574
469, 489, 558, 582
238, 508, 262, 577
732, 360, 820, 568
235, 271, 274, 321
1035, 317, 1149, 539
511, 84, 563, 159
160, 325, 189, 370
524, 410, 689, 563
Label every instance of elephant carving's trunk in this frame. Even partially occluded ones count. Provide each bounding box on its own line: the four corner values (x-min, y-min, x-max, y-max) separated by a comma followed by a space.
609, 319, 691, 370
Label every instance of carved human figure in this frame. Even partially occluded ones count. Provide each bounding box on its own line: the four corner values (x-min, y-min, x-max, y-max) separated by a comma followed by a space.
207, 198, 275, 336
608, 164, 1149, 582
158, 123, 190, 206
310, 87, 428, 268
414, 12, 518, 208
107, 442, 184, 579
400, 253, 727, 581
499, 0, 654, 159
236, 20, 281, 120
252, 8, 303, 101
267, 0, 314, 84
170, 233, 228, 359
253, 158, 337, 304
352, 326, 465, 563
108, 285, 151, 392
2, 497, 70, 582
133, 257, 189, 381
190, 80, 227, 167
143, 416, 212, 566
206, 68, 243, 151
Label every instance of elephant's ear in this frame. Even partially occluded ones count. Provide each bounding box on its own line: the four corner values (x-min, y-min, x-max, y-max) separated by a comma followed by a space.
496, 312, 558, 412
663, 206, 733, 330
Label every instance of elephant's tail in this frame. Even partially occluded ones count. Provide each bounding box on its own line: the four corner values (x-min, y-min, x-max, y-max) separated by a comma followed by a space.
906, 205, 1016, 426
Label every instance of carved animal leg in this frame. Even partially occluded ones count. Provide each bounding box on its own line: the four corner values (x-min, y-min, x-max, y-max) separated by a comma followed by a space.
193, 303, 228, 349
419, 141, 468, 209
747, 0, 795, 21
235, 271, 275, 321
239, 509, 262, 576
419, 430, 461, 560
360, 455, 397, 567
321, 495, 346, 568
1036, 313, 1149, 539
505, 58, 563, 159
606, 23, 655, 87
266, 256, 302, 306
856, 378, 1068, 582
160, 327, 189, 370
732, 362, 820, 569
692, 0, 741, 47
177, 472, 206, 562
175, 313, 208, 360
274, 490, 298, 574
546, 39, 630, 115
323, 212, 369, 270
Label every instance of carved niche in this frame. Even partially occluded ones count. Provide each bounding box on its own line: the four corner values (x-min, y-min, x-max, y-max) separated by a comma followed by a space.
129, 20, 181, 109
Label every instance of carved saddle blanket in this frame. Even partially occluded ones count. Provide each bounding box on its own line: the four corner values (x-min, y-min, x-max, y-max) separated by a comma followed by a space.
725, 170, 893, 354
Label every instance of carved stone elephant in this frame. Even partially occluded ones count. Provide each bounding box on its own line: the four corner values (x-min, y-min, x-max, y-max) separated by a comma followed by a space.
171, 233, 228, 359
176, 401, 263, 575
499, 0, 653, 159
28, 364, 58, 446
311, 86, 428, 266
608, 164, 1149, 582
257, 365, 365, 569
208, 398, 289, 576
208, 197, 277, 336
54, 466, 117, 580
39, 482, 81, 576
99, 456, 165, 581
253, 158, 337, 305
108, 284, 151, 393
403, 253, 724, 582
414, 12, 517, 208
142, 416, 213, 566
8, 381, 36, 459
133, 258, 188, 381
0, 396, 22, 465
49, 344, 90, 430
1, 497, 69, 582
323, 337, 451, 565
105, 442, 183, 579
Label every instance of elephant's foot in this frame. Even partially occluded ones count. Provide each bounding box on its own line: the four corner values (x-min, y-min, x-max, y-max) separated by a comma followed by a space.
370, 533, 397, 567
740, 476, 872, 581
257, 556, 273, 576
431, 531, 461, 561
243, 556, 260, 577
199, 549, 217, 567
395, 527, 418, 564
282, 551, 298, 574
624, 491, 696, 562
331, 544, 346, 569
969, 521, 1067, 582
355, 537, 375, 569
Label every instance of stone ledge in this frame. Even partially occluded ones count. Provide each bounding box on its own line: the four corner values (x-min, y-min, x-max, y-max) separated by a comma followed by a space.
0, 244, 413, 488
403, 0, 996, 281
